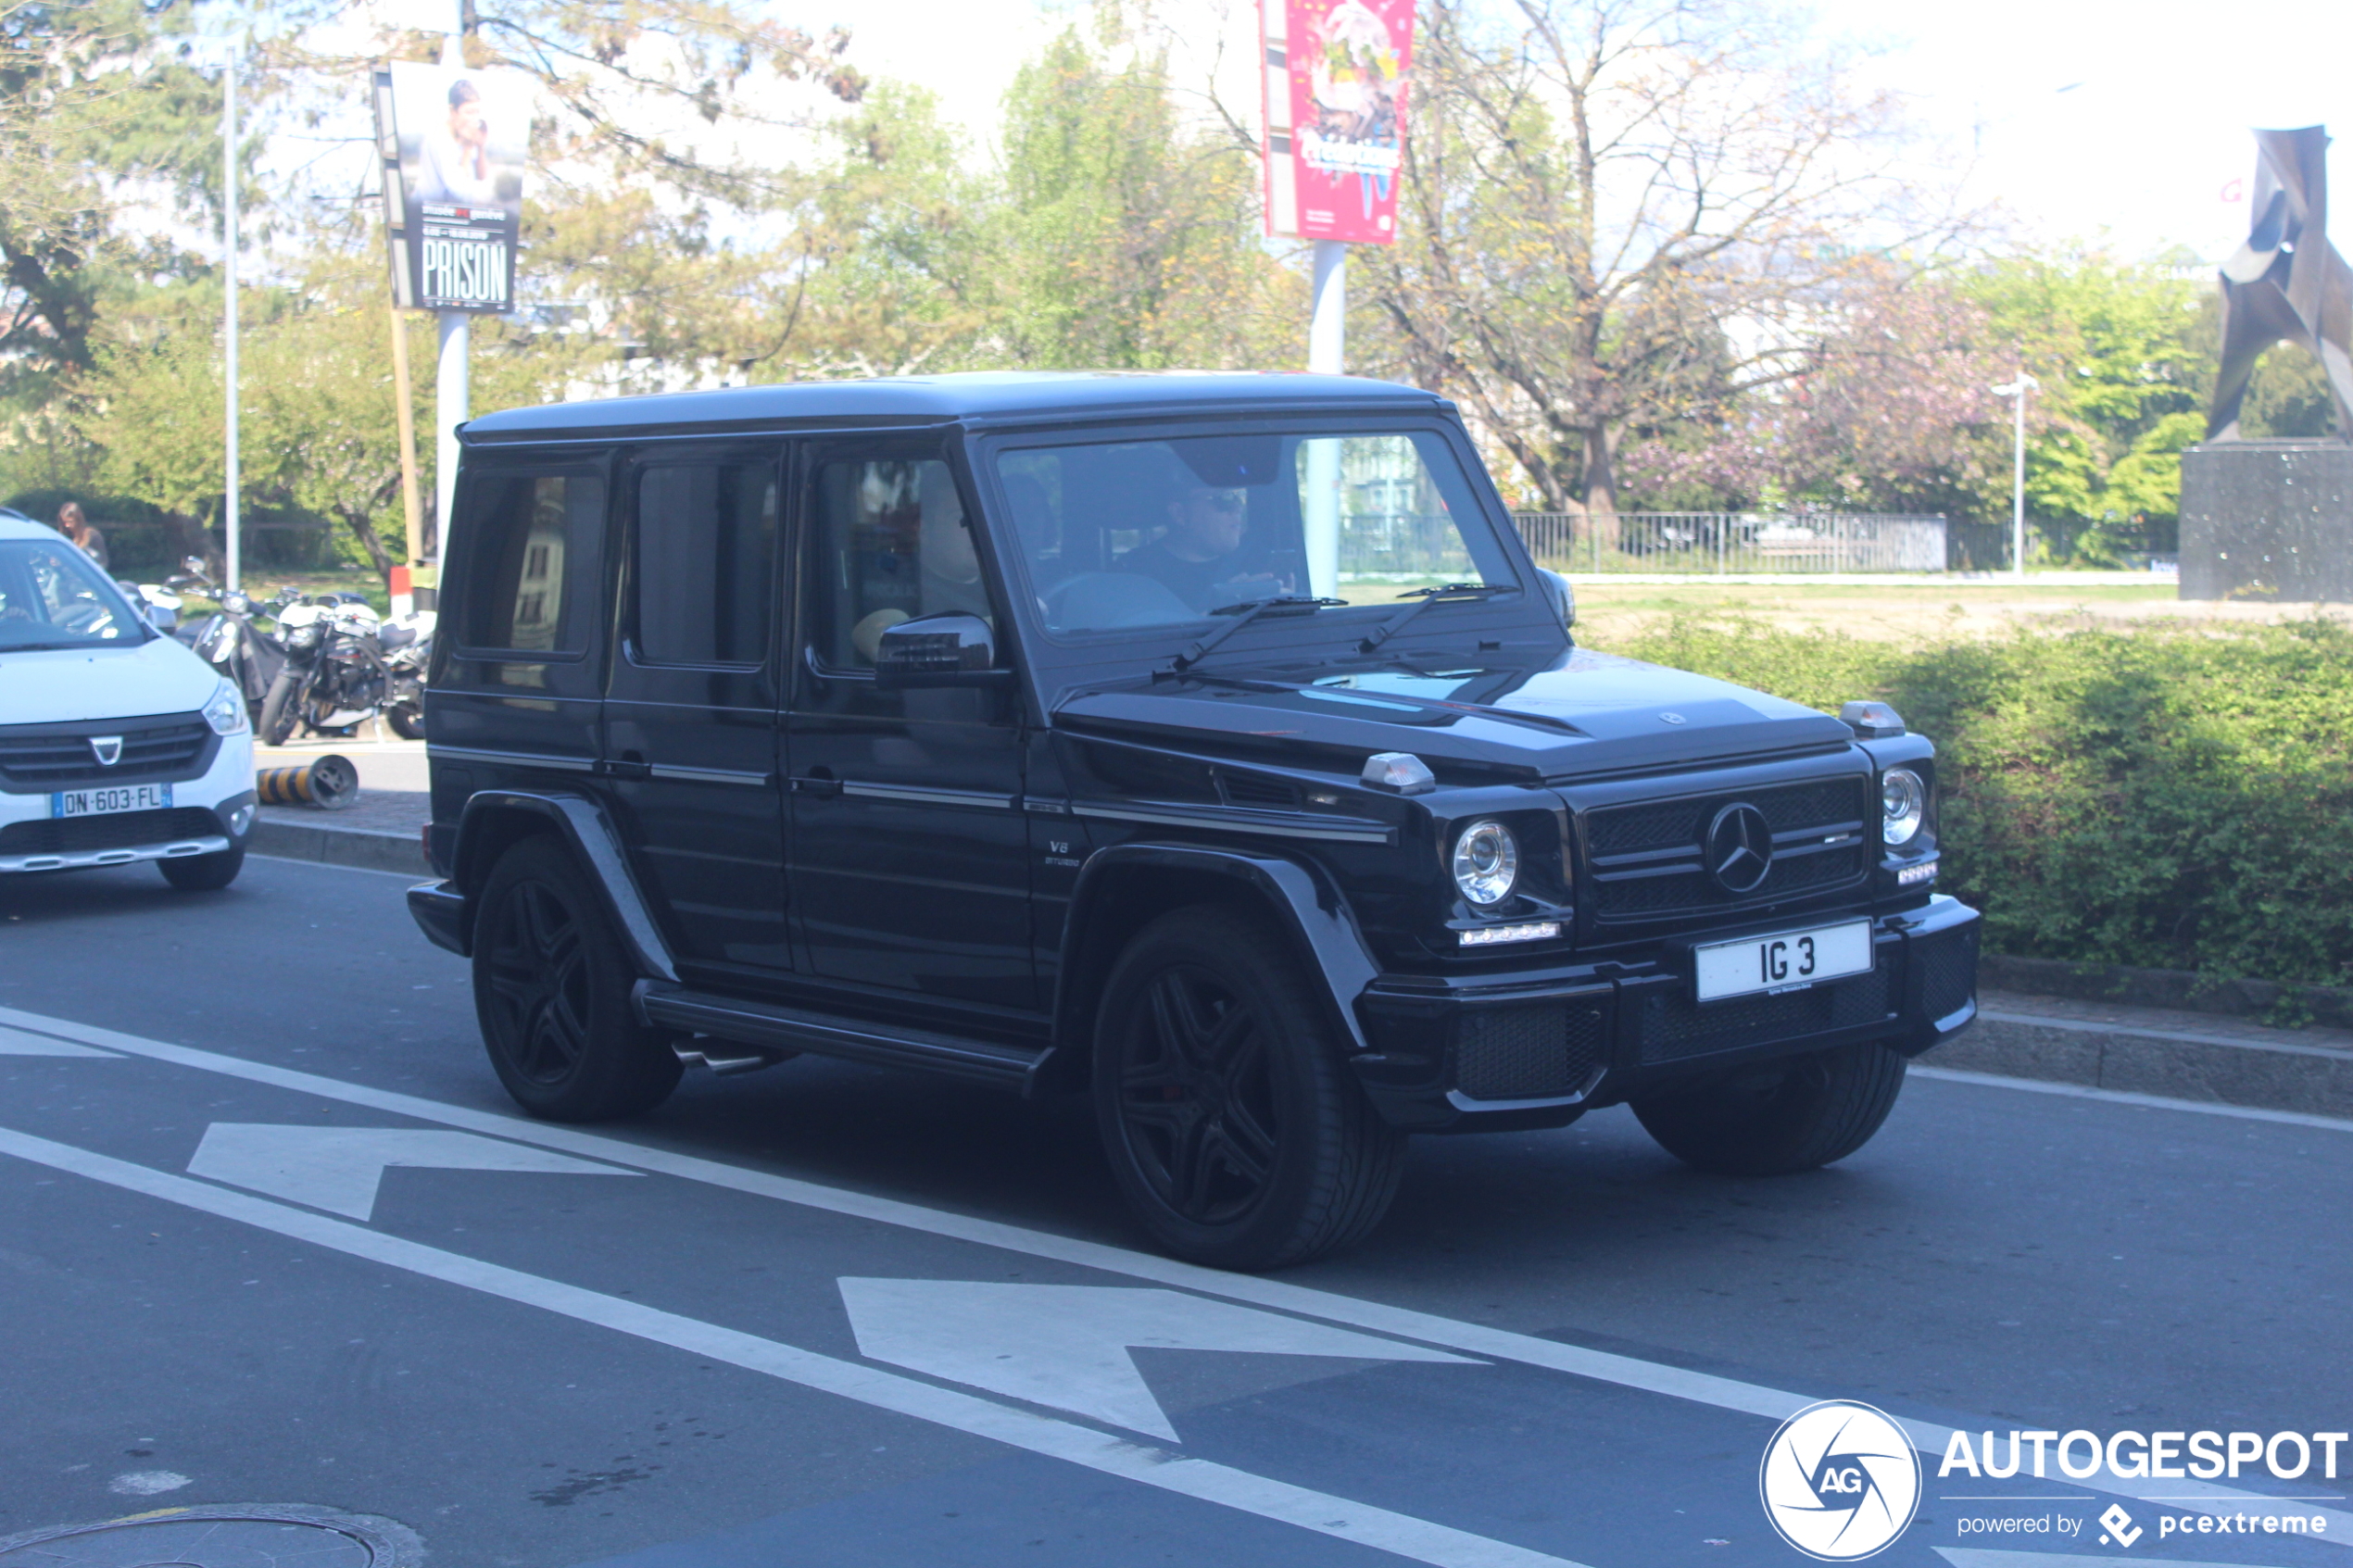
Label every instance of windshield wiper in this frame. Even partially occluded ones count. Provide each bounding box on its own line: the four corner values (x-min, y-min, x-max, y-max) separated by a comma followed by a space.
1164, 596, 1345, 674
1358, 583, 1514, 653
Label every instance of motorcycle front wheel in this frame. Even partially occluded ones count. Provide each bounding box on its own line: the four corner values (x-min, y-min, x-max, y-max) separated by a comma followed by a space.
258, 670, 306, 745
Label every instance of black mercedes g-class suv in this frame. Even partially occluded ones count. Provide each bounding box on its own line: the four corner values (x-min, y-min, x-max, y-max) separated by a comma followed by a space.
408, 372, 1978, 1269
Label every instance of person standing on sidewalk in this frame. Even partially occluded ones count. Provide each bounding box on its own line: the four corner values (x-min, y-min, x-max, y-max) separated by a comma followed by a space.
54, 502, 108, 570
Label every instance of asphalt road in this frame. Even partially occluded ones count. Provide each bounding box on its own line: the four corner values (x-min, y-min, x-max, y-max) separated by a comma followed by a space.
1, 854, 2347, 1568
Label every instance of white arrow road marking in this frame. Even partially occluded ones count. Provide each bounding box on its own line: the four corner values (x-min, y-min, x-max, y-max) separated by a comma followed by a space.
0, 1124, 1592, 1568
0, 1024, 114, 1057
186, 1123, 636, 1221
839, 1278, 1477, 1441
11, 1004, 2349, 1549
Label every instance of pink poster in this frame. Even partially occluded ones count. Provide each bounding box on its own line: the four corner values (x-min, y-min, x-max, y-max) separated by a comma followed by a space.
1262, 0, 1416, 245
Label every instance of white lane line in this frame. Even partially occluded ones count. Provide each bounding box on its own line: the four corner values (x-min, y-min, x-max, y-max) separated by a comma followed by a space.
6, 1004, 2347, 1543
1911, 1065, 2353, 1134
0, 1024, 116, 1057
0, 1123, 1588, 1568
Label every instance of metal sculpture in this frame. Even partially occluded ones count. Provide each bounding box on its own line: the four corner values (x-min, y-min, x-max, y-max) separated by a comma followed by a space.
2208, 126, 2353, 441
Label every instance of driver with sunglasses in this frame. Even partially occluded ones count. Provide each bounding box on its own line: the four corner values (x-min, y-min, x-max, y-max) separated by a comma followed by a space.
1119, 483, 1287, 612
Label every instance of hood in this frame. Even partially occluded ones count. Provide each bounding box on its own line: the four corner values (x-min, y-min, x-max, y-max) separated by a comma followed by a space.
1051, 646, 1856, 780
0, 635, 220, 726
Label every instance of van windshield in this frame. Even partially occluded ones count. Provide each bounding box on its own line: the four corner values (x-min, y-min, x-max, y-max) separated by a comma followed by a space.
0, 537, 147, 649
993, 428, 1519, 637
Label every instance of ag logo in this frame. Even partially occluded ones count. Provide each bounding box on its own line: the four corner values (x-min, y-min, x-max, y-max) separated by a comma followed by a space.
1758, 1399, 1921, 1560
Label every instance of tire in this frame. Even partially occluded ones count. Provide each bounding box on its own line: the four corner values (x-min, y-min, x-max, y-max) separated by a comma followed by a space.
472, 835, 682, 1121
387, 702, 426, 741
1093, 905, 1406, 1270
158, 847, 244, 891
1630, 1041, 1906, 1176
258, 671, 305, 745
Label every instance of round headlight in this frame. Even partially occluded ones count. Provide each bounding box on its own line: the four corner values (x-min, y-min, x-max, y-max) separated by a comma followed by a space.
1881, 768, 1926, 847
1452, 819, 1519, 907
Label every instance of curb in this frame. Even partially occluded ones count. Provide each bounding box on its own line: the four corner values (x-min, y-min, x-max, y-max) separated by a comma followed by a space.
248, 818, 427, 876
1981, 952, 2353, 1032
1927, 1006, 2353, 1122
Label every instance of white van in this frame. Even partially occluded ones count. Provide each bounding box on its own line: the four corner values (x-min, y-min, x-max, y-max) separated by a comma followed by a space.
0, 509, 256, 888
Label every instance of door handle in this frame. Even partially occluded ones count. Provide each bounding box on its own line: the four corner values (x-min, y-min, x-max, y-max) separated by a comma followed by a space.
601, 752, 652, 781
790, 775, 842, 797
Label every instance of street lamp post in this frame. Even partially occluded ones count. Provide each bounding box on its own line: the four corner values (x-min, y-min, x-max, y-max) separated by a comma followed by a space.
1991, 374, 2036, 582
221, 38, 241, 590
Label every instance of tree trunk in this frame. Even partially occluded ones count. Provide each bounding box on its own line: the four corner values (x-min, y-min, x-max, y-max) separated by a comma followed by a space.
1581, 424, 1622, 554
163, 509, 220, 576
337, 507, 396, 583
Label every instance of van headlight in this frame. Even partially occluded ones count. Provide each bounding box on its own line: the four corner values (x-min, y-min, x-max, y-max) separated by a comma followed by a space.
203, 680, 249, 736
1881, 768, 1925, 847
1452, 819, 1519, 907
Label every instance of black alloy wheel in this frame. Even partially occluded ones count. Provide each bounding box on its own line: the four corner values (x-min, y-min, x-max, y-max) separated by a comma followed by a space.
1117, 962, 1282, 1227
1094, 906, 1406, 1270
484, 877, 591, 1086
472, 835, 681, 1121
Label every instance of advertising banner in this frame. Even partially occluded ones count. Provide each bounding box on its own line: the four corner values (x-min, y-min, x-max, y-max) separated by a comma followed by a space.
1260, 0, 1416, 244
375, 61, 533, 312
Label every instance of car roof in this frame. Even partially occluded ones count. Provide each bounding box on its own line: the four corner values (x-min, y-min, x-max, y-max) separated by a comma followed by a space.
461, 370, 1450, 445
0, 508, 53, 540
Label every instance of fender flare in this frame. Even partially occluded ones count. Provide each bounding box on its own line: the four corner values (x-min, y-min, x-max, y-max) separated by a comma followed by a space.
1053, 842, 1382, 1071
451, 789, 679, 985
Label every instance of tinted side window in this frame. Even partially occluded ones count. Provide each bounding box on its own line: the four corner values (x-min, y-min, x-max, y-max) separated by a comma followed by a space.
807, 457, 991, 671
459, 470, 606, 654
633, 461, 778, 666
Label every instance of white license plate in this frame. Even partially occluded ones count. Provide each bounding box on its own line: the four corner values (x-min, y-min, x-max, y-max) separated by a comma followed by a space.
1694, 919, 1872, 1002
52, 783, 171, 819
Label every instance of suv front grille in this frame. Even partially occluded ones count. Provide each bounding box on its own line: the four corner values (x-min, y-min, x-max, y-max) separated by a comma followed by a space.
1585, 774, 1869, 921
0, 807, 224, 856
0, 715, 215, 791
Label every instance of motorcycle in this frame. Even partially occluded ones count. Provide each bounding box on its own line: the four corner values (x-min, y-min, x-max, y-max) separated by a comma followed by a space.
381, 607, 434, 740
169, 559, 296, 724
259, 591, 396, 745
119, 579, 182, 632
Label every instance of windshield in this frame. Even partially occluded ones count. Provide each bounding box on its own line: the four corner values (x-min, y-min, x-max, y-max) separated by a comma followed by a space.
994, 428, 1519, 637
0, 537, 147, 649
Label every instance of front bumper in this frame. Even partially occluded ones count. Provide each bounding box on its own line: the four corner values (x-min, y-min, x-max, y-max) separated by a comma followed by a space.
0, 734, 255, 874
1351, 896, 1981, 1131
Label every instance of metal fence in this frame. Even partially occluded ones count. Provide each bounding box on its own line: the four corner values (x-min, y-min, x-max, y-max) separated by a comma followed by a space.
1513, 511, 1952, 574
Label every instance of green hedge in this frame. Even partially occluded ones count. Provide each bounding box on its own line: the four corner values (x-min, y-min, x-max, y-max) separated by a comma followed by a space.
1608, 617, 2353, 986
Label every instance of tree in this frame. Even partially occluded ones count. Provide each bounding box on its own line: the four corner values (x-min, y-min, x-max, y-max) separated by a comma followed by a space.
988, 23, 1299, 370
1355, 0, 1957, 532
1958, 253, 2208, 558
1, 0, 224, 395
1618, 265, 2007, 513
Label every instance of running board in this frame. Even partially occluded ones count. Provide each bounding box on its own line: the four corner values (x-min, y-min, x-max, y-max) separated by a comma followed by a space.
633, 983, 1055, 1095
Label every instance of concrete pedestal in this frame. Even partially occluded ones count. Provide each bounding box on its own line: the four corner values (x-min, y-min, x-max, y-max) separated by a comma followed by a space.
2179, 438, 2353, 601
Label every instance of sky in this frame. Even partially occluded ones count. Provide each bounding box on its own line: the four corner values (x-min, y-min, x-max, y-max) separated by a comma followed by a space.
820, 0, 2353, 264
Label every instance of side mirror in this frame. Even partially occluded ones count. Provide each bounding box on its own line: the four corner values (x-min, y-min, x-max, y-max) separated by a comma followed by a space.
874, 613, 1014, 690
1536, 568, 1577, 629
182, 555, 208, 575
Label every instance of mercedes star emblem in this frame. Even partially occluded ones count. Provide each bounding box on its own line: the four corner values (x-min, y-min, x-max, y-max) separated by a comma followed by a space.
1705, 802, 1773, 893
